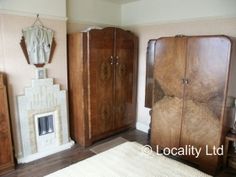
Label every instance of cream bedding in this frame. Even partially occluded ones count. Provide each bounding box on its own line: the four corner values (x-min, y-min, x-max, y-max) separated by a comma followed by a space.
45, 142, 212, 177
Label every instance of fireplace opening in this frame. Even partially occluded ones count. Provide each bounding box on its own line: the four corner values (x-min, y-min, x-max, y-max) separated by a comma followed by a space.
34, 111, 59, 152
37, 115, 54, 136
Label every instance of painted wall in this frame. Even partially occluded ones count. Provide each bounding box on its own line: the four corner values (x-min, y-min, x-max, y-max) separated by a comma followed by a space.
0, 0, 67, 156
67, 0, 121, 33
0, 0, 66, 18
121, 0, 236, 26
1, 0, 236, 143
125, 17, 236, 132
120, 0, 236, 133
67, 0, 236, 133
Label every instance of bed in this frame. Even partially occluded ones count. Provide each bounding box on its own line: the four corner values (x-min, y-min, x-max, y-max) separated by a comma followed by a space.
45, 142, 212, 177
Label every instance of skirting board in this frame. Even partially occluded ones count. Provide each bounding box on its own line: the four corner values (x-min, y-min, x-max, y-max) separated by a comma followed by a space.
136, 122, 149, 133
17, 140, 75, 164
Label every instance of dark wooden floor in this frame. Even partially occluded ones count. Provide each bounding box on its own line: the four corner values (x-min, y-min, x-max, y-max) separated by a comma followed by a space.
1, 129, 235, 177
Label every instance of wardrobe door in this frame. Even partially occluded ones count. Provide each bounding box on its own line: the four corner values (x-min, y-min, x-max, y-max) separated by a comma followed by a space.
151, 37, 187, 149
88, 28, 115, 139
180, 36, 231, 171
114, 28, 138, 129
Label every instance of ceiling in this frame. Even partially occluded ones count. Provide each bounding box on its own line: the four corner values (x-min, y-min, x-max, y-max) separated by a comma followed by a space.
103, 0, 141, 4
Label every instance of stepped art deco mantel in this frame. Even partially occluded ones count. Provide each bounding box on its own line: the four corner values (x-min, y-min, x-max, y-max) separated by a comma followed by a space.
17, 69, 74, 163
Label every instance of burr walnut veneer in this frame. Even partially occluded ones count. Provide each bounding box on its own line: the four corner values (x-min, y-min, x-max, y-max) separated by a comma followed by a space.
68, 27, 138, 146
0, 73, 14, 175
145, 40, 156, 108
150, 35, 236, 174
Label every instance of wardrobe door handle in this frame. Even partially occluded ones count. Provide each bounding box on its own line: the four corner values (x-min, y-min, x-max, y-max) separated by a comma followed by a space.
182, 78, 190, 85
116, 56, 119, 65
186, 79, 190, 84
110, 56, 114, 65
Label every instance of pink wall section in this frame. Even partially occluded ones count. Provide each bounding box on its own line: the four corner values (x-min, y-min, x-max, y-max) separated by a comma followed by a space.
0, 14, 67, 156
124, 17, 236, 131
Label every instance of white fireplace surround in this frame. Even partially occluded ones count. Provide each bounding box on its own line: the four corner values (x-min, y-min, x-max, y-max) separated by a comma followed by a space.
17, 75, 74, 163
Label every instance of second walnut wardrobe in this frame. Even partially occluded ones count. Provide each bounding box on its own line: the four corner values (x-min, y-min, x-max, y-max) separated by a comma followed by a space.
68, 27, 138, 146
150, 35, 236, 174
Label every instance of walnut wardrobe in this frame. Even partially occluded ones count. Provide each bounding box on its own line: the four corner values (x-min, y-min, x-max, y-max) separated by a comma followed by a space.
68, 27, 138, 146
147, 35, 236, 174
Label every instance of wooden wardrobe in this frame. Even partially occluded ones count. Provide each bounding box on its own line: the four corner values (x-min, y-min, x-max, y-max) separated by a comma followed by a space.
0, 73, 14, 175
68, 27, 138, 146
150, 35, 236, 174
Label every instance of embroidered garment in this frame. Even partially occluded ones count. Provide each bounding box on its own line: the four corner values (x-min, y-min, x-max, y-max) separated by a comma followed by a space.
22, 26, 54, 64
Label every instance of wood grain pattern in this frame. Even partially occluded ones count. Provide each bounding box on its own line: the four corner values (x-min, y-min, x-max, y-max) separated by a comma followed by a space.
0, 130, 233, 177
68, 27, 138, 146
180, 36, 232, 173
0, 73, 15, 175
181, 99, 220, 173
151, 37, 186, 149
153, 37, 187, 100
184, 37, 231, 103
68, 33, 89, 146
145, 40, 156, 108
150, 35, 235, 175
89, 28, 115, 139
115, 28, 138, 129
151, 96, 183, 149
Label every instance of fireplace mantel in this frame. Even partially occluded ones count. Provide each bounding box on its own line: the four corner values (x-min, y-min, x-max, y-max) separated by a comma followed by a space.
17, 76, 74, 163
